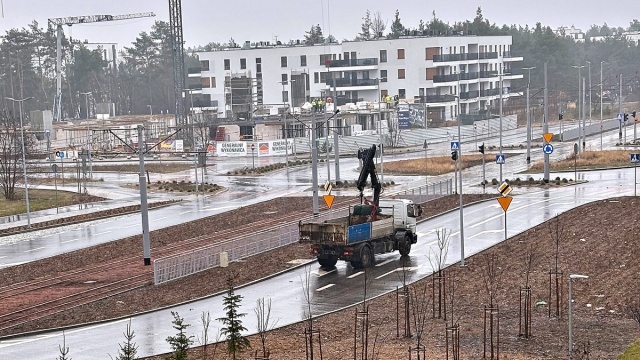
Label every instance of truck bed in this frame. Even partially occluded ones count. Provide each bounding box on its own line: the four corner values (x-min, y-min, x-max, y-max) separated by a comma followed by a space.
299, 216, 394, 246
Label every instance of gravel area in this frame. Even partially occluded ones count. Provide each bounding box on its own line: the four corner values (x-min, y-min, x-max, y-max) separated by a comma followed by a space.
141, 196, 640, 360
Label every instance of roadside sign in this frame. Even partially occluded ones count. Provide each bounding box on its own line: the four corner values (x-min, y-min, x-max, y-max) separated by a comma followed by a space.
450, 142, 460, 151
495, 154, 505, 164
55, 151, 65, 159
44, 129, 51, 138
543, 144, 554, 155
324, 181, 333, 194
51, 164, 58, 173
631, 154, 640, 163
423, 140, 428, 149
498, 181, 512, 197
574, 143, 579, 155
497, 196, 513, 212
542, 133, 553, 143
323, 194, 335, 209
617, 113, 623, 121
251, 143, 255, 151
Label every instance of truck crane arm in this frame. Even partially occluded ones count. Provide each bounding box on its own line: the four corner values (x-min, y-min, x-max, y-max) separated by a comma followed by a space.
48, 12, 156, 27
356, 144, 382, 214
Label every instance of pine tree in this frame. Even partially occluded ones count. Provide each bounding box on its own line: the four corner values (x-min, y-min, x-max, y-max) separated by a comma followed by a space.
57, 331, 71, 360
389, 9, 405, 39
217, 284, 250, 360
114, 319, 139, 360
304, 24, 325, 45
165, 311, 194, 360
359, 10, 372, 40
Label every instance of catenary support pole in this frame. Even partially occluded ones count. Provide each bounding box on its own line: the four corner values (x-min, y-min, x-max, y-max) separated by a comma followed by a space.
600, 61, 604, 151
138, 125, 151, 265
499, 71, 503, 182
619, 74, 623, 142
457, 72, 465, 266
582, 77, 586, 151
543, 63, 550, 183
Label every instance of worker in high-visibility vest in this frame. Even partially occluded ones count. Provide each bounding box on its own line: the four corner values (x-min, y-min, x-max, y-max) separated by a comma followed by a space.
319, 98, 325, 111
311, 98, 317, 112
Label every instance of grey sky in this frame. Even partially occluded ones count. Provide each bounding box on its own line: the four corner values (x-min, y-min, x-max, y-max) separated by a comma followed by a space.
1, 0, 638, 50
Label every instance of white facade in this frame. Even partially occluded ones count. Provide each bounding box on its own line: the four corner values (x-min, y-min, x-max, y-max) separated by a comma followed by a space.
194, 35, 523, 121
554, 26, 585, 42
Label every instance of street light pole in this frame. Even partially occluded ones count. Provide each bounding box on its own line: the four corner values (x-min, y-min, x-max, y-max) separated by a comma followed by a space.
5, 97, 34, 228
278, 80, 294, 174
499, 70, 504, 183
80, 92, 92, 119
568, 274, 589, 360
543, 63, 550, 183
586, 61, 591, 126
523, 67, 536, 165
456, 71, 465, 266
572, 65, 585, 155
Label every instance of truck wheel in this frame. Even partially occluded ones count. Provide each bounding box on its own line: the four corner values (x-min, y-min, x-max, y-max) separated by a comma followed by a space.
360, 245, 374, 268
318, 256, 338, 268
399, 236, 412, 257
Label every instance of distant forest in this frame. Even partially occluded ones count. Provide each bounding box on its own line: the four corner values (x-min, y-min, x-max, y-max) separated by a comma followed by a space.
1, 7, 638, 118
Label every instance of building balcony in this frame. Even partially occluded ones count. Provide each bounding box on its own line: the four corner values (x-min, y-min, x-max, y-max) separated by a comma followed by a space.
478, 52, 498, 60
414, 95, 457, 104
327, 58, 378, 72
460, 90, 480, 100
433, 72, 480, 83
325, 78, 378, 90
480, 71, 499, 79
480, 88, 500, 97
188, 67, 202, 77
503, 51, 524, 61
432, 53, 480, 62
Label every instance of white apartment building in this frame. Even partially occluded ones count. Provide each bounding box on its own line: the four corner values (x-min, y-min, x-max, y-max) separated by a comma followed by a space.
554, 26, 585, 42
192, 35, 522, 126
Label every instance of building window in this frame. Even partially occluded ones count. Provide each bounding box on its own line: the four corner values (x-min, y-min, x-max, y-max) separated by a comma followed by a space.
419, 88, 424, 97
224, 59, 230, 71
281, 56, 287, 67
300, 55, 307, 67
399, 89, 406, 99
320, 54, 331, 66
314, 72, 319, 83
397, 49, 405, 59
282, 90, 289, 103
380, 70, 388, 82
381, 89, 388, 98
256, 64, 262, 73
379, 50, 387, 63
240, 58, 246, 70
320, 72, 327, 83
281, 74, 288, 84
200, 60, 210, 71
398, 69, 405, 79
201, 77, 211, 88
256, 57, 261, 64
211, 77, 216, 88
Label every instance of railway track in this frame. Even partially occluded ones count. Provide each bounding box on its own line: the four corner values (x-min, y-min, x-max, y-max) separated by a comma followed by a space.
0, 196, 358, 334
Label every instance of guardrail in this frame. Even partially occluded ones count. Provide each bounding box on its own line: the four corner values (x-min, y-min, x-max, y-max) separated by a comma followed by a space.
153, 178, 453, 285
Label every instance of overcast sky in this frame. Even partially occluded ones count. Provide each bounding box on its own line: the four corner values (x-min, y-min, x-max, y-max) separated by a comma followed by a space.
1, 0, 638, 50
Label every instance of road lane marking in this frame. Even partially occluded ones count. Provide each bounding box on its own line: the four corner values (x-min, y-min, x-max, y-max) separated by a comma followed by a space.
0, 256, 5, 259
93, 231, 112, 236
375, 259, 394, 267
155, 216, 169, 221
468, 229, 504, 240
375, 265, 422, 280
179, 210, 193, 215
312, 268, 337, 277
60, 238, 79, 244
24, 247, 45, 253
315, 283, 335, 292
347, 271, 364, 279
123, 224, 138, 228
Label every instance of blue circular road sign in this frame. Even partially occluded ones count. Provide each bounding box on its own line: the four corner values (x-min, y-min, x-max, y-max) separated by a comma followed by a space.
543, 144, 554, 154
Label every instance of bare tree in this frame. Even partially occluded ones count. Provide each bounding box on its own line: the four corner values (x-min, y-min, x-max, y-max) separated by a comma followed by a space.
255, 297, 278, 358
409, 280, 432, 359
57, 331, 71, 360
371, 11, 387, 39
547, 214, 566, 318
482, 254, 503, 359
0, 109, 34, 200
427, 228, 451, 319
300, 265, 323, 360
198, 311, 211, 360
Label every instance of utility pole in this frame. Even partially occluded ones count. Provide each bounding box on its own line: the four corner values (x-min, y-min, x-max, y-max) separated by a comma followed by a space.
325, 105, 331, 183
600, 61, 604, 151
332, 76, 340, 182
311, 112, 319, 217
587, 61, 592, 125
137, 125, 151, 265
499, 70, 504, 182
523, 67, 536, 165
543, 62, 550, 183
5, 97, 33, 228
278, 80, 291, 174
572, 65, 584, 154
582, 77, 586, 151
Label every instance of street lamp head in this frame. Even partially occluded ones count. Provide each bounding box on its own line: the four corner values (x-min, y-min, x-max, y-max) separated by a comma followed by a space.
569, 274, 589, 280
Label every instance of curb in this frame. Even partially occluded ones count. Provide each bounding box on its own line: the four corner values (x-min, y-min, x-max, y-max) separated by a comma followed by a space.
0, 200, 182, 237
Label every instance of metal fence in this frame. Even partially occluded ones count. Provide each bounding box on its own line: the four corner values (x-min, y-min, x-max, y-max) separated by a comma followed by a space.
153, 178, 452, 285
391, 178, 453, 204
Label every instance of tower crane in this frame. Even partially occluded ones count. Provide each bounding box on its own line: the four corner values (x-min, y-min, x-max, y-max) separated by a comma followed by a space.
48, 12, 156, 121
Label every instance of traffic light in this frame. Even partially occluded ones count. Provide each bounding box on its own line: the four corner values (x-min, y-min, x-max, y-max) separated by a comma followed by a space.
633, 111, 637, 122
478, 143, 485, 154
559, 113, 564, 120
624, 113, 629, 122
451, 151, 458, 161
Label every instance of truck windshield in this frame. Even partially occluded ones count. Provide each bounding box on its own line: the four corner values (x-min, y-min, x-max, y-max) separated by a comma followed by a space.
407, 204, 416, 218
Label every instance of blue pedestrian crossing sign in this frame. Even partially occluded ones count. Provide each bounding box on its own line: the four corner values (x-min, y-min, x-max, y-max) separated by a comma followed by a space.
543, 144, 554, 154
631, 154, 640, 163
618, 113, 623, 121
496, 154, 506, 164
450, 141, 460, 151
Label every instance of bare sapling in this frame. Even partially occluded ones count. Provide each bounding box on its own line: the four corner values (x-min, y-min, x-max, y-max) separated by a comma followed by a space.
254, 297, 278, 359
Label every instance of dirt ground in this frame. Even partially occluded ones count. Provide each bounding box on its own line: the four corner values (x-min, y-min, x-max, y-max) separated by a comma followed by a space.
142, 197, 640, 360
